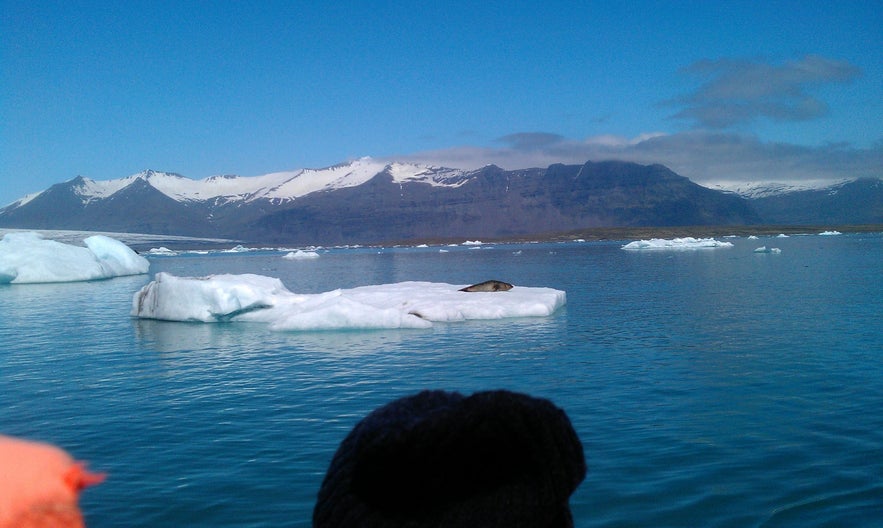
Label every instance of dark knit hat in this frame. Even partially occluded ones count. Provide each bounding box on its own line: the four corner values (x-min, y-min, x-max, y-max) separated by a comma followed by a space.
313, 390, 586, 527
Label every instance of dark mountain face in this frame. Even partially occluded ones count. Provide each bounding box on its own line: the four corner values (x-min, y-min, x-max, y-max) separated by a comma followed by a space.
1, 160, 765, 245
0, 177, 93, 228
239, 161, 760, 245
535, 162, 759, 227
89, 179, 218, 236
0, 177, 218, 235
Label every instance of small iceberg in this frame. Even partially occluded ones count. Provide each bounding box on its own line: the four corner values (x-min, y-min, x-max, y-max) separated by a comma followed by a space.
282, 250, 320, 260
147, 247, 178, 256
753, 246, 782, 254
223, 244, 252, 253
621, 237, 734, 250
0, 232, 149, 284
819, 230, 842, 236
132, 273, 566, 331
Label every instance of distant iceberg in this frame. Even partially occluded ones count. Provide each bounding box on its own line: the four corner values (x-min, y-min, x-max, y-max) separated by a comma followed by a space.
223, 245, 252, 253
282, 250, 320, 260
621, 237, 734, 250
147, 247, 178, 256
0, 232, 149, 284
819, 230, 842, 236
132, 273, 566, 331
753, 246, 782, 254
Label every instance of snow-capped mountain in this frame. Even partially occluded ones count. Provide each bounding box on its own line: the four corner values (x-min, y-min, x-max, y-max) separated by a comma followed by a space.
733, 177, 883, 225
2, 158, 876, 245
9, 158, 469, 209
707, 179, 854, 199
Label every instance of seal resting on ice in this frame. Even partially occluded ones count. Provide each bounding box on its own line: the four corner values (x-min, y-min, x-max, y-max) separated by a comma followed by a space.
458, 280, 514, 292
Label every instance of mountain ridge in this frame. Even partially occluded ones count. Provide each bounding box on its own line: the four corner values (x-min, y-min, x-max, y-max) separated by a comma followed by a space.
5, 158, 471, 209
1, 159, 879, 245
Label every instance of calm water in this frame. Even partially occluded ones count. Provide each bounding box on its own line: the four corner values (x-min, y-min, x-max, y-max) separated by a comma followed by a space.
2, 234, 882, 527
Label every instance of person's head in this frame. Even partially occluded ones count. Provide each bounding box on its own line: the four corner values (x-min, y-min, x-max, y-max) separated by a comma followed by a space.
314, 389, 586, 527
0, 435, 105, 528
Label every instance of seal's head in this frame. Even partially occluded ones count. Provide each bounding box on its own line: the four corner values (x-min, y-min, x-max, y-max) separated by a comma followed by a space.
313, 389, 586, 527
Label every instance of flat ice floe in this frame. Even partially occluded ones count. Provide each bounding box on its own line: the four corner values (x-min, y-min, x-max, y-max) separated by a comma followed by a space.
621, 237, 734, 250
0, 232, 149, 284
132, 273, 566, 331
282, 250, 321, 260
753, 246, 782, 254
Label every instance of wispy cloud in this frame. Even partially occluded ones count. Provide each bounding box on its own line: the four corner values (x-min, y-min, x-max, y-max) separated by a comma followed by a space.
388, 55, 874, 185
389, 130, 882, 185
669, 55, 861, 128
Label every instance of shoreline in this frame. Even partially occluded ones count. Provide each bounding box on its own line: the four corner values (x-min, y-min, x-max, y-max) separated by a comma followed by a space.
3, 224, 881, 252
381, 224, 883, 247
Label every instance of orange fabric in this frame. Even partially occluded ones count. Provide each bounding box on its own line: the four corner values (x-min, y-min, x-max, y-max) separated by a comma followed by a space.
0, 435, 104, 528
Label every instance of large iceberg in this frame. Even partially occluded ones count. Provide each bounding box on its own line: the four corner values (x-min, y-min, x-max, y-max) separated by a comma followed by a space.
132, 272, 566, 331
0, 232, 149, 284
621, 237, 734, 250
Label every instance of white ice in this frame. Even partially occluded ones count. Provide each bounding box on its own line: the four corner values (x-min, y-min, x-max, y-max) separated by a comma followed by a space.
223, 245, 252, 253
147, 247, 178, 256
753, 246, 782, 254
0, 232, 149, 284
132, 273, 566, 331
621, 237, 734, 250
819, 230, 842, 236
282, 250, 320, 260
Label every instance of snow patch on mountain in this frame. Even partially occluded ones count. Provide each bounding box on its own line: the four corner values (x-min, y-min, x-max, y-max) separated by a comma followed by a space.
73, 174, 142, 203
53, 158, 470, 207
260, 157, 390, 201
132, 169, 296, 204
705, 179, 852, 199
5, 191, 44, 209
387, 163, 469, 187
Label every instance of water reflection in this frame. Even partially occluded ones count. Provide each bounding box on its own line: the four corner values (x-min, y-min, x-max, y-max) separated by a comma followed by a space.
133, 318, 420, 356
133, 311, 568, 358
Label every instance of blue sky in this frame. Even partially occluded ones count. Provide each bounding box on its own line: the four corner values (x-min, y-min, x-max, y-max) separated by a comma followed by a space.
2, 1, 881, 205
